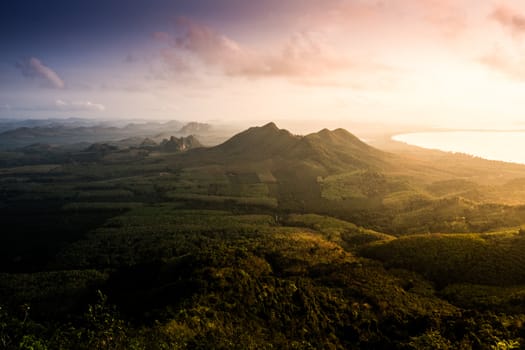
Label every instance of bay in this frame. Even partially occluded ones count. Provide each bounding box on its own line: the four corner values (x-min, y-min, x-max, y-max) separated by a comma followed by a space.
392, 131, 525, 165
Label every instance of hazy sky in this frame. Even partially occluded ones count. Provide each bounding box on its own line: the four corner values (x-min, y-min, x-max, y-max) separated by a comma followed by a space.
2, 0, 525, 128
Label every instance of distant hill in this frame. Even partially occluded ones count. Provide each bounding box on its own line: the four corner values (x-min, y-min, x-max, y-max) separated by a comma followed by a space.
158, 135, 203, 152
139, 138, 158, 148
182, 122, 391, 171
167, 122, 525, 233
177, 122, 211, 135
5, 121, 525, 233
0, 118, 102, 133
0, 120, 219, 149
85, 143, 119, 153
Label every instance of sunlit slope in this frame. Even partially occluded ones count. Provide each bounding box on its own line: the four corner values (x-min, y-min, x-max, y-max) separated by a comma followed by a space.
164, 123, 525, 233
361, 230, 525, 287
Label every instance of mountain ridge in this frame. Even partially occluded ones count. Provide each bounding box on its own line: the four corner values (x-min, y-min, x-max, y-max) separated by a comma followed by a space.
180, 122, 392, 174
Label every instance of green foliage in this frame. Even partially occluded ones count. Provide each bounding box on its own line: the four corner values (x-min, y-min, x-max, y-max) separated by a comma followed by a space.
319, 170, 410, 200
0, 270, 108, 320
5, 123, 525, 348
408, 329, 451, 349
18, 335, 48, 350
283, 213, 394, 249
78, 291, 128, 350
361, 232, 525, 287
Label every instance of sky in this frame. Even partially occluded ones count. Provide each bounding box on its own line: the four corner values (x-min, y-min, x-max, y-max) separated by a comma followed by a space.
3, 0, 525, 130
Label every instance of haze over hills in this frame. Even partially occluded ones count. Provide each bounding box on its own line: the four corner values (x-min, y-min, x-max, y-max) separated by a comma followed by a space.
0, 119, 234, 150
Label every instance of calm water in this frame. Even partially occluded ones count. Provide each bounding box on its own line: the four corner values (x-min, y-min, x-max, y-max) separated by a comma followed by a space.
392, 131, 525, 165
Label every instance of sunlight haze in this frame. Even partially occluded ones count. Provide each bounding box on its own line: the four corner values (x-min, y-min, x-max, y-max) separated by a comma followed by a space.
7, 2, 525, 347
2, 0, 525, 131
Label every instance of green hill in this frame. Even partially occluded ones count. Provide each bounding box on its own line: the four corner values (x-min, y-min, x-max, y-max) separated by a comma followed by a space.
167, 123, 525, 233
360, 231, 525, 287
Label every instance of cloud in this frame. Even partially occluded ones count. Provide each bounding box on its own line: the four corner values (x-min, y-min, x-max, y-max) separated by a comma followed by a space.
491, 5, 525, 35
54, 99, 106, 112
418, 0, 467, 35
479, 49, 525, 80
7, 100, 106, 113
157, 17, 366, 80
296, 0, 467, 38
479, 4, 525, 82
152, 31, 172, 42
172, 17, 260, 75
16, 57, 65, 89
159, 48, 192, 73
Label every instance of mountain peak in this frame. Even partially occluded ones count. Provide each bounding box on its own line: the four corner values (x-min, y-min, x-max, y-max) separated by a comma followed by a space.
261, 122, 279, 131
306, 127, 369, 148
213, 122, 298, 159
177, 123, 392, 174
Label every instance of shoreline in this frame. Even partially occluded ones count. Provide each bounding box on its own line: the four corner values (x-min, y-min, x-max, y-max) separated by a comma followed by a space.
390, 130, 525, 166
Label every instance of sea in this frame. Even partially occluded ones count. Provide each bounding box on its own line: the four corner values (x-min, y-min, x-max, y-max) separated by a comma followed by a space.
392, 131, 525, 165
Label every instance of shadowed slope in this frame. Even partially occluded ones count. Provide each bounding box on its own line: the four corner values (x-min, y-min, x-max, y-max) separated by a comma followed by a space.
178, 122, 393, 174
214, 122, 300, 160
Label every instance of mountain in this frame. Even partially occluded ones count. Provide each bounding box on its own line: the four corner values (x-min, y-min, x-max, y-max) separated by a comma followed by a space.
177, 122, 211, 135
211, 122, 301, 160
85, 143, 119, 153
159, 135, 203, 152
166, 122, 525, 233
0, 118, 103, 133
181, 122, 391, 171
0, 120, 206, 149
288, 127, 391, 172
139, 138, 158, 148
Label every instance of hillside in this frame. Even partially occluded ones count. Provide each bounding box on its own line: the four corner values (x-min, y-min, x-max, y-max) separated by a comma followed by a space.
181, 122, 391, 170
166, 123, 525, 233
3, 122, 525, 348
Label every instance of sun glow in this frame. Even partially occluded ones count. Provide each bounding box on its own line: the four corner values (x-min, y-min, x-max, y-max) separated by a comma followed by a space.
394, 131, 525, 164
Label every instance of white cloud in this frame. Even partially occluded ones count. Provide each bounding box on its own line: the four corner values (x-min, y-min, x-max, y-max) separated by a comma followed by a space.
55, 99, 68, 107
156, 17, 359, 79
16, 57, 65, 89
55, 99, 106, 112
491, 5, 525, 36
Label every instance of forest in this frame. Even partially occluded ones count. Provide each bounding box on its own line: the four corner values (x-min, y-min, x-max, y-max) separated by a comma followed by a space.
2, 122, 525, 349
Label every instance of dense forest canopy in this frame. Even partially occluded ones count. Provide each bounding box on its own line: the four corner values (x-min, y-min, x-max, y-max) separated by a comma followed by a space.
2, 121, 525, 349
